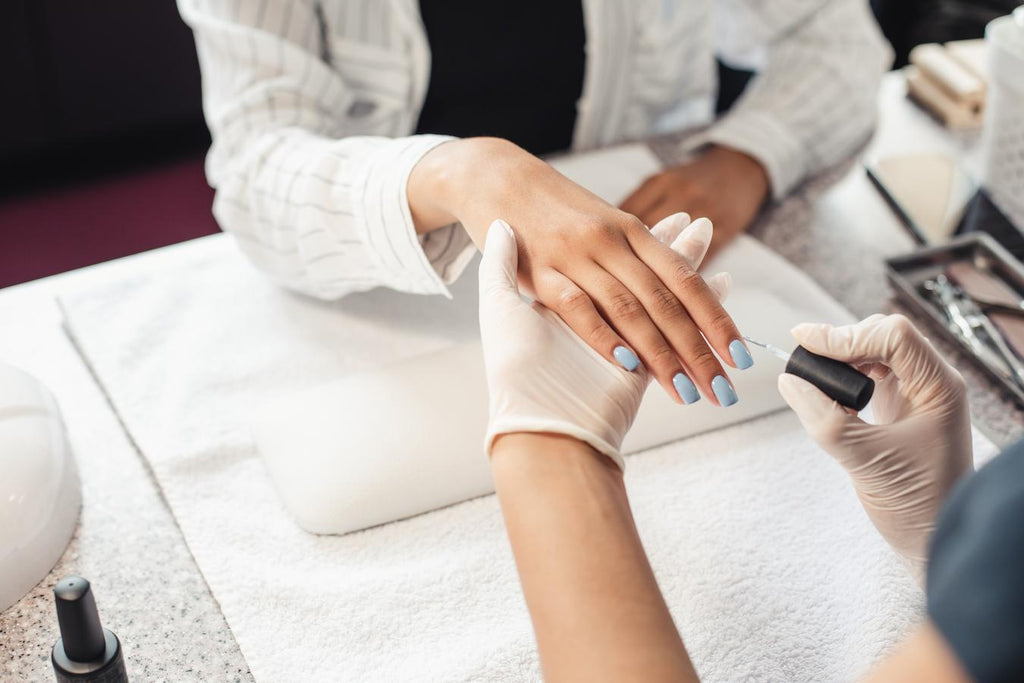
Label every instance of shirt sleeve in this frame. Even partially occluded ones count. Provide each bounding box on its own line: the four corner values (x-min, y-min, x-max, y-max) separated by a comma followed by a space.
926, 438, 1024, 682
691, 0, 893, 200
177, 0, 477, 300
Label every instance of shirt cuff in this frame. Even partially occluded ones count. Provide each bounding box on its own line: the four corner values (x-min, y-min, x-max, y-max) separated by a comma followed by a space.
419, 223, 478, 286
682, 110, 807, 201
350, 134, 462, 297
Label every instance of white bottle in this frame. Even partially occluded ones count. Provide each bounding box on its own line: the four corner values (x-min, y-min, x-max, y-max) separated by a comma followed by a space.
982, 7, 1024, 232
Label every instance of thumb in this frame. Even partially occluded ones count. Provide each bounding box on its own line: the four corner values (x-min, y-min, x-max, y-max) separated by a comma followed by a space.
479, 219, 522, 308
778, 373, 865, 450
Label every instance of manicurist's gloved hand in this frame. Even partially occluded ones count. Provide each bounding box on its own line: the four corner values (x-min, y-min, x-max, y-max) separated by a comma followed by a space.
479, 213, 728, 469
777, 314, 973, 581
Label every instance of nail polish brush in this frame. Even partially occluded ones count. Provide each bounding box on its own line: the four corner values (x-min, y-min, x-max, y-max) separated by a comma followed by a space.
743, 336, 875, 411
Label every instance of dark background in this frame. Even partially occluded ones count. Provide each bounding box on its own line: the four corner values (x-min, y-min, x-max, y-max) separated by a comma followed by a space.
0, 0, 216, 289
0, 0, 1013, 288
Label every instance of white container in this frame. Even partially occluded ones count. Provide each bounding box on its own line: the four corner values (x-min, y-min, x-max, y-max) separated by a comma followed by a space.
982, 7, 1024, 231
0, 363, 80, 613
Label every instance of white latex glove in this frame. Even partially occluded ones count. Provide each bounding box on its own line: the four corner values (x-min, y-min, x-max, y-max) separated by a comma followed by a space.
777, 314, 973, 579
479, 213, 727, 469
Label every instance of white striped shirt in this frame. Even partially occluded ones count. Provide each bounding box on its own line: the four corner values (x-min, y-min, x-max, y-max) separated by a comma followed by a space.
177, 0, 891, 300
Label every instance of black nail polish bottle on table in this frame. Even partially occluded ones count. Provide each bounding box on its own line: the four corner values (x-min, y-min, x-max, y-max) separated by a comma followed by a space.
51, 576, 129, 683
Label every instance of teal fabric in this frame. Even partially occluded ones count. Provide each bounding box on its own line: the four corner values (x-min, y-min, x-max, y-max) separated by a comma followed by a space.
927, 440, 1024, 682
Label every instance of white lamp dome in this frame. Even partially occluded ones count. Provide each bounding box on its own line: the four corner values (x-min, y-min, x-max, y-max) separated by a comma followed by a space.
0, 362, 80, 613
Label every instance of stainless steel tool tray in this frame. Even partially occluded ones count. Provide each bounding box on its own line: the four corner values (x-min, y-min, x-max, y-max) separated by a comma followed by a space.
886, 232, 1024, 407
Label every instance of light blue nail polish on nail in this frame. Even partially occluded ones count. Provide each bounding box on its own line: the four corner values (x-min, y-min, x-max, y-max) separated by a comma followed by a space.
712, 375, 738, 407
673, 373, 700, 404
613, 346, 640, 371
730, 339, 754, 370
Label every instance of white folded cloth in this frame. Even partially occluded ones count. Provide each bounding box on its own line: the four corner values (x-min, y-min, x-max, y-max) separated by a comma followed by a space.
59, 145, 998, 682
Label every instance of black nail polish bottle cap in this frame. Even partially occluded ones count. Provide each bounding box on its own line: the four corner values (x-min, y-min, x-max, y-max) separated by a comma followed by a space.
51, 576, 128, 682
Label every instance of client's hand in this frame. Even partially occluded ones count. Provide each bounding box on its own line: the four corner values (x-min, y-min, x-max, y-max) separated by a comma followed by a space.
620, 145, 769, 264
479, 213, 727, 469
777, 314, 973, 579
410, 138, 749, 405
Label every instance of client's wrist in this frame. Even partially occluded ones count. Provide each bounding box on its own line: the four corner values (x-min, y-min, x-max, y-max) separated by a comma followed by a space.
701, 144, 770, 207
408, 137, 527, 236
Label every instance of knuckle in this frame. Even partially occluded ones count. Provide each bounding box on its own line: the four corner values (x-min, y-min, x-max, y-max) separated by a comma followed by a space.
586, 319, 614, 344
672, 262, 702, 290
557, 287, 591, 314
888, 314, 916, 339
582, 219, 622, 246
620, 215, 648, 234
649, 286, 683, 318
684, 344, 718, 372
609, 292, 646, 321
705, 307, 736, 335
649, 344, 679, 367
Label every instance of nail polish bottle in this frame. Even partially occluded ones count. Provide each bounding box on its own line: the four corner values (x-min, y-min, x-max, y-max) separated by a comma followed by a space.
51, 576, 129, 683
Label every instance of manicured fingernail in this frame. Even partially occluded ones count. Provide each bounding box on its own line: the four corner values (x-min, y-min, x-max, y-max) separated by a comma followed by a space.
712, 375, 738, 407
673, 373, 700, 404
613, 346, 641, 371
729, 339, 754, 370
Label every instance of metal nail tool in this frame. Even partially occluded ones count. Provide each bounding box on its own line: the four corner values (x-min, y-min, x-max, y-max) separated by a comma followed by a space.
922, 274, 1024, 391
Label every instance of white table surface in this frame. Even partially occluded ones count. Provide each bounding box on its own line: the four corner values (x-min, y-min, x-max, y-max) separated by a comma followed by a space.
2, 72, 1021, 681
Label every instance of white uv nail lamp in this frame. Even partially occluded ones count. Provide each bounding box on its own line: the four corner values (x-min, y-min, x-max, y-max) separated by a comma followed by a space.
0, 361, 80, 613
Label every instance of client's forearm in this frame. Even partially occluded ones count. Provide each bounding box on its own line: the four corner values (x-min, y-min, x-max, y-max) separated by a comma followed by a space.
491, 433, 698, 683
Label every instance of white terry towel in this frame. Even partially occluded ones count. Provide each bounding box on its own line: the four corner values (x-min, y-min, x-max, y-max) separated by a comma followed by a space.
59, 145, 997, 682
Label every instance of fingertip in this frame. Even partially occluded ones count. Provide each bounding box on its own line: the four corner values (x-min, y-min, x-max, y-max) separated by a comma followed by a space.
650, 212, 690, 245
485, 219, 517, 265
790, 322, 826, 343
481, 219, 519, 297
778, 372, 826, 401
613, 346, 641, 372
676, 216, 713, 245
671, 216, 714, 266
706, 271, 732, 301
777, 374, 829, 426
777, 372, 796, 399
777, 372, 801, 396
711, 375, 738, 407
673, 372, 701, 405
488, 218, 515, 243
689, 215, 714, 232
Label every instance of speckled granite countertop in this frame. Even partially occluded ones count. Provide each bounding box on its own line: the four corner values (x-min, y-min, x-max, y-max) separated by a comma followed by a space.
2, 72, 1021, 683
0, 278, 254, 681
